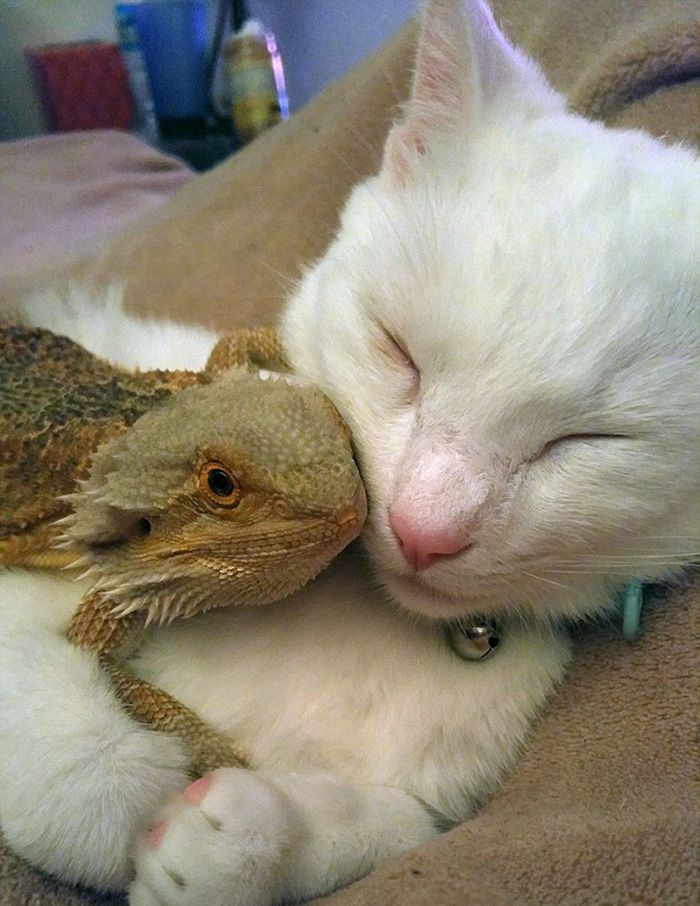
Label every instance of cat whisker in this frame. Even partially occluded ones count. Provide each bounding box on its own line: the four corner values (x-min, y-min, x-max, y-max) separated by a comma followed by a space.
559, 550, 699, 558
638, 535, 700, 541
379, 65, 407, 110
496, 576, 538, 626
248, 255, 303, 297
520, 571, 593, 610
345, 124, 384, 166
312, 155, 362, 191
546, 568, 677, 576
521, 570, 573, 593
553, 556, 697, 567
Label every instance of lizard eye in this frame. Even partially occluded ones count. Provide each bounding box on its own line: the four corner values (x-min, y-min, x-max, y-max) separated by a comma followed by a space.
199, 462, 242, 507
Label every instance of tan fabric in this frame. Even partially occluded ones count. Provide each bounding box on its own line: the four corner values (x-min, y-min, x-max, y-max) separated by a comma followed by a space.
1, 0, 698, 903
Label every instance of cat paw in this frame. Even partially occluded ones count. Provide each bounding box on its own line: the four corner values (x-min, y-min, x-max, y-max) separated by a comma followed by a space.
129, 769, 290, 906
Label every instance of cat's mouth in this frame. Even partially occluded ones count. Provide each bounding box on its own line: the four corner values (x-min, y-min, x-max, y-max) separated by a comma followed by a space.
384, 571, 496, 620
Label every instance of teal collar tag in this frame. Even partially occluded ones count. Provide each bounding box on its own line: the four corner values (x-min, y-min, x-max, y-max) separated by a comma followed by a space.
621, 580, 644, 641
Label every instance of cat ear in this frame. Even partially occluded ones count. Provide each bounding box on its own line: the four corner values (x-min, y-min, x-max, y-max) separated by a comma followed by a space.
383, 0, 547, 183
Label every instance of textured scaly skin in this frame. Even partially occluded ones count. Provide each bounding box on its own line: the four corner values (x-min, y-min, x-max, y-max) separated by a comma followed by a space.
0, 324, 365, 775
0, 324, 204, 565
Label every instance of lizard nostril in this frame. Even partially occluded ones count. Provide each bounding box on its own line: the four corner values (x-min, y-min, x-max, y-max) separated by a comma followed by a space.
336, 485, 367, 531
336, 506, 360, 527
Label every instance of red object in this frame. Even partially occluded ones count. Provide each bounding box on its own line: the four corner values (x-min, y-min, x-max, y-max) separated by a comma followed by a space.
26, 42, 135, 133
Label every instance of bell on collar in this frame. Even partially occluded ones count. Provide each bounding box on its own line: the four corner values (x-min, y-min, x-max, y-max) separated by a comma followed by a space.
450, 619, 501, 661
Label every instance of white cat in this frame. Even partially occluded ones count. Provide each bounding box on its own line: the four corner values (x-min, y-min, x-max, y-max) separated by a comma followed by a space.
0, 2, 698, 905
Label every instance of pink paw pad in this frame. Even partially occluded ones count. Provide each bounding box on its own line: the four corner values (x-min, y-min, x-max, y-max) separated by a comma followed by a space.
145, 820, 168, 850
182, 774, 213, 806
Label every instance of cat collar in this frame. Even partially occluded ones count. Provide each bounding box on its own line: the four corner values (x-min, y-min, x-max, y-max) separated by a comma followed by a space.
449, 619, 501, 661
620, 580, 644, 641
450, 581, 645, 662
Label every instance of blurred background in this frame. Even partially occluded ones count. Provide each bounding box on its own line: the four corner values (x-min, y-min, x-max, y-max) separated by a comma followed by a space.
0, 0, 414, 166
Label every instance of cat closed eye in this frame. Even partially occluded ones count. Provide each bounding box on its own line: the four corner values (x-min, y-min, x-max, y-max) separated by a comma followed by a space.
379, 328, 420, 399
539, 433, 629, 457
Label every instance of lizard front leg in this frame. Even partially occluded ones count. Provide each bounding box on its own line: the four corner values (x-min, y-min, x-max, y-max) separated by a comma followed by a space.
67, 589, 145, 656
99, 660, 249, 776
67, 591, 250, 776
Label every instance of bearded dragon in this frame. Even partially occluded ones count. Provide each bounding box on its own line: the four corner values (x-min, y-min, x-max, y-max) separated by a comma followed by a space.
0, 323, 366, 775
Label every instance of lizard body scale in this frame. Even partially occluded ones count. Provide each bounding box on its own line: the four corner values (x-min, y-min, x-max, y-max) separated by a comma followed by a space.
0, 323, 366, 776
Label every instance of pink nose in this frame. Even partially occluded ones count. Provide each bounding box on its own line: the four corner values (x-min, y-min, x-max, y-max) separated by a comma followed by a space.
389, 507, 472, 571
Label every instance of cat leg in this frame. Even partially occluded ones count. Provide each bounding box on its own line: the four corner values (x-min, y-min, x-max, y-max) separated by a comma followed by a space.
0, 570, 190, 891
130, 768, 437, 906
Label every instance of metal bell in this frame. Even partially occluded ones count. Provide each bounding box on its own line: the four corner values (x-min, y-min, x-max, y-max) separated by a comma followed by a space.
449, 619, 502, 661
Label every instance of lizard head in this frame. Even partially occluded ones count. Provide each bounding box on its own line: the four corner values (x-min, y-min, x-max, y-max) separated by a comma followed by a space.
61, 368, 366, 623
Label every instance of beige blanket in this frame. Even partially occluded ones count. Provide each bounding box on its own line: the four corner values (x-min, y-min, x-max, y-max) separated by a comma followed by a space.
1, 1, 698, 903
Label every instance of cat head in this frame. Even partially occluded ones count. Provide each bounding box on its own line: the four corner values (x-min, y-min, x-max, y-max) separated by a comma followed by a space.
283, 0, 700, 623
